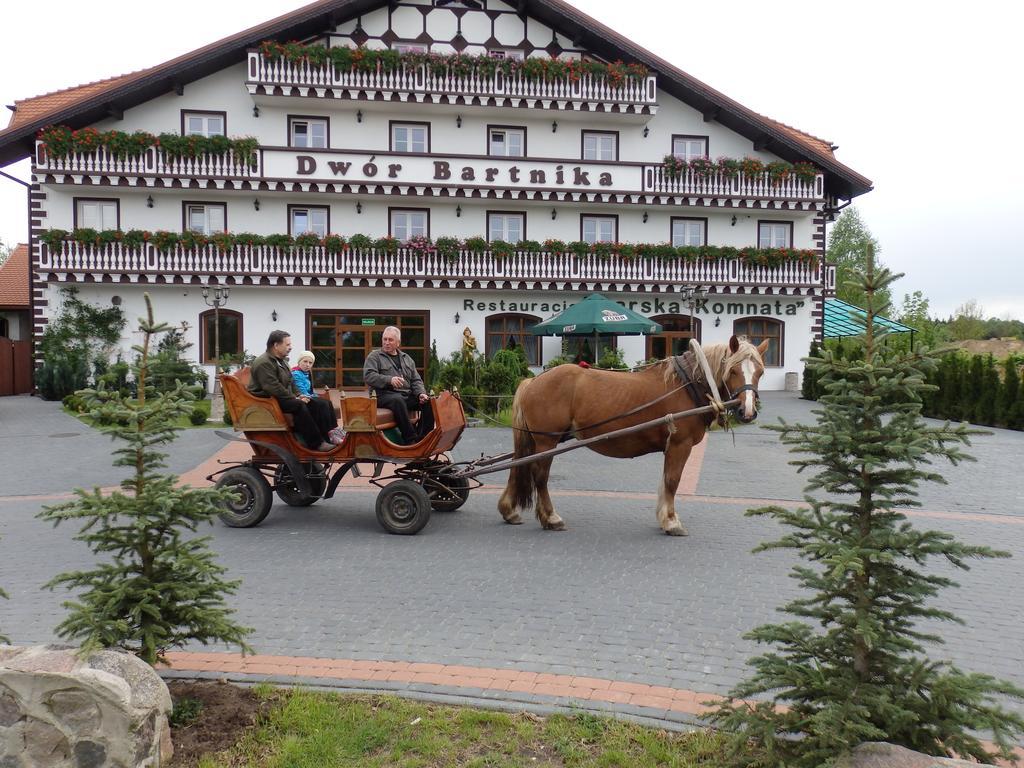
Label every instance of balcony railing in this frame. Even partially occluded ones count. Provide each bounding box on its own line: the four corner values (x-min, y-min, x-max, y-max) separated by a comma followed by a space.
40, 242, 830, 288
246, 51, 658, 109
34, 144, 260, 178
642, 165, 824, 200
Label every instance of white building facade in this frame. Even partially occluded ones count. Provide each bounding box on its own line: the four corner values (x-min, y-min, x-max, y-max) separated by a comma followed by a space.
0, 0, 872, 391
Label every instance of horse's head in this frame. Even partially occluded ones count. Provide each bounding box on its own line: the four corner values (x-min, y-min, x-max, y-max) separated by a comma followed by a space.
717, 335, 769, 424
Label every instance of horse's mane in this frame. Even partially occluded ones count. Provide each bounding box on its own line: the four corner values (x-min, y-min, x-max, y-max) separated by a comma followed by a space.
653, 337, 762, 388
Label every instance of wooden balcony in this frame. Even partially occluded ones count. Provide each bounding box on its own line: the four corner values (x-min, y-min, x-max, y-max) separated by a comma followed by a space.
642, 164, 824, 201
246, 51, 658, 116
38, 242, 833, 292
33, 144, 259, 180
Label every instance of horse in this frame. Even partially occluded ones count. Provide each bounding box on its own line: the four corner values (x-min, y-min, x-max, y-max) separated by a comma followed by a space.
496, 335, 769, 536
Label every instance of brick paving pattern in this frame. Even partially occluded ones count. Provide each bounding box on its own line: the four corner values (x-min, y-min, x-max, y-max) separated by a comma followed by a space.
1, 392, 1022, 737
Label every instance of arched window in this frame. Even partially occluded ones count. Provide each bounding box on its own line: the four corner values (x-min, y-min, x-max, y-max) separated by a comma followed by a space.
733, 317, 783, 366
199, 308, 243, 365
646, 314, 701, 360
485, 313, 540, 365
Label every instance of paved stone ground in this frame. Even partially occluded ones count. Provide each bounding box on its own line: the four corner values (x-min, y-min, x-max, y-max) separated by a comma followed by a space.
1, 392, 1022, 733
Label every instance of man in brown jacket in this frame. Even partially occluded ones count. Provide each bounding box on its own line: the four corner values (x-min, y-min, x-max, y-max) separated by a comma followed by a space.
248, 330, 336, 451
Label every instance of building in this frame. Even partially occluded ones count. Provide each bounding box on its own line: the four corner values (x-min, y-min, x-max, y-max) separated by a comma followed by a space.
0, 244, 32, 395
0, 0, 871, 392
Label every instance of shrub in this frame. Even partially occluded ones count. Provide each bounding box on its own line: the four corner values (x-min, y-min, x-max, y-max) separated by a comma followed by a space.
189, 407, 209, 426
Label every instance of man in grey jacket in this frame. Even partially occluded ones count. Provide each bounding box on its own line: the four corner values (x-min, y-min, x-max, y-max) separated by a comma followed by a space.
363, 326, 434, 443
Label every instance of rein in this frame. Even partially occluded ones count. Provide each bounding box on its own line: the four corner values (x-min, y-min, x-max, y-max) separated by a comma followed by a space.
457, 354, 713, 438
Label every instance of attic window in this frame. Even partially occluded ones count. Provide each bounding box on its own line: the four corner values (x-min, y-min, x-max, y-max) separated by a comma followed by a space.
436, 0, 483, 8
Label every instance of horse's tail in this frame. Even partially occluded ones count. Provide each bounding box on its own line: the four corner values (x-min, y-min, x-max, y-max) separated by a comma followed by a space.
507, 378, 537, 510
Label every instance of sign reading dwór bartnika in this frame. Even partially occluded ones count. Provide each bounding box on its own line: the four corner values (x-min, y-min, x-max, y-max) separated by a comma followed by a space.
265, 150, 624, 189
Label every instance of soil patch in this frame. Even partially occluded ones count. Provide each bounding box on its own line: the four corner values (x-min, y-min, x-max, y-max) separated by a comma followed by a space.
167, 679, 275, 767
947, 339, 1024, 359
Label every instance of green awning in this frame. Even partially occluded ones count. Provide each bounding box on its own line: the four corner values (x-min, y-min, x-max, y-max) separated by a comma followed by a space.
530, 294, 662, 336
823, 298, 914, 338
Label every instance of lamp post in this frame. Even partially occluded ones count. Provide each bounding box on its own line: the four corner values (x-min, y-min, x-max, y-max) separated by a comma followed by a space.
202, 285, 230, 421
679, 285, 707, 344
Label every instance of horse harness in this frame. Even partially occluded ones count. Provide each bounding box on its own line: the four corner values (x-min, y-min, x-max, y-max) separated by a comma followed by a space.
670, 352, 719, 427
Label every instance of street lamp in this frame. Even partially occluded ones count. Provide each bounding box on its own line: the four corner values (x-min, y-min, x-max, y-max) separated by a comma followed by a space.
679, 285, 707, 340
202, 286, 230, 417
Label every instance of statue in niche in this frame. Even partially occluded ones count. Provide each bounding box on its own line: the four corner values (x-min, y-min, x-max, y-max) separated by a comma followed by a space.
461, 326, 478, 362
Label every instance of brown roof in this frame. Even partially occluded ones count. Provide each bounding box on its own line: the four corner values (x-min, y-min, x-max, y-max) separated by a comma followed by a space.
0, 245, 29, 308
6, 71, 156, 131
0, 0, 870, 196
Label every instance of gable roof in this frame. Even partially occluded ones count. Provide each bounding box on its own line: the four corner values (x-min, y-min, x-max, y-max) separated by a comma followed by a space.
0, 244, 30, 309
0, 0, 871, 198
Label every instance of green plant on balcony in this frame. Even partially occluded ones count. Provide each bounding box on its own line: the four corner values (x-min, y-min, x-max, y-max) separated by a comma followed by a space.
662, 154, 687, 180
322, 234, 346, 254
405, 234, 434, 256
39, 227, 822, 270
258, 41, 649, 85
739, 156, 766, 177
687, 157, 716, 178
373, 236, 399, 254
293, 232, 322, 250
149, 231, 180, 253
434, 236, 461, 263
463, 236, 488, 254
766, 160, 792, 185
490, 240, 515, 260
36, 126, 259, 168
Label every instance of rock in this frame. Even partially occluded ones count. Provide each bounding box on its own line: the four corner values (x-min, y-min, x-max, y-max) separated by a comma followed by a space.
0, 646, 173, 767
835, 742, 995, 767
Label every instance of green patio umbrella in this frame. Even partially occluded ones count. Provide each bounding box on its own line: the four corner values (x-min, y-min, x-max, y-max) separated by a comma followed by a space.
530, 294, 662, 364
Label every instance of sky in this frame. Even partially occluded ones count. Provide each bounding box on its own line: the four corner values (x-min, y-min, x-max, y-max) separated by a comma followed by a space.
1, 0, 1021, 321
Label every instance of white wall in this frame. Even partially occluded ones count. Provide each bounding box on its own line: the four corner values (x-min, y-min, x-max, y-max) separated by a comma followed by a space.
45, 281, 814, 391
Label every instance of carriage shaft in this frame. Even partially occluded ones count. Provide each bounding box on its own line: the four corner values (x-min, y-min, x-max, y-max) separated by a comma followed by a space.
457, 398, 740, 479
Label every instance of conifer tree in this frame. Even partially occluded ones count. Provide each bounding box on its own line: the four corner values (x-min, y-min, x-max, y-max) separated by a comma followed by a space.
710, 249, 1024, 766
964, 353, 985, 425
801, 341, 820, 401
998, 356, 1021, 429
976, 354, 999, 427
39, 294, 252, 665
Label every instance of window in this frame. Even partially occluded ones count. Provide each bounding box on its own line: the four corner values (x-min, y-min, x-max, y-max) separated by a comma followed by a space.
671, 135, 708, 161
581, 215, 617, 245
487, 49, 524, 60
564, 336, 616, 366
646, 315, 701, 359
671, 217, 707, 247
74, 198, 118, 230
486, 314, 540, 365
394, 43, 428, 54
390, 122, 429, 153
488, 127, 525, 157
289, 117, 329, 148
758, 221, 793, 249
390, 208, 429, 241
184, 203, 226, 235
734, 317, 783, 367
487, 212, 525, 243
582, 131, 617, 161
289, 205, 330, 237
199, 309, 243, 365
182, 111, 225, 137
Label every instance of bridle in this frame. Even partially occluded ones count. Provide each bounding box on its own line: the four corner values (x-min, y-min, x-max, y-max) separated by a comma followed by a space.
717, 355, 762, 420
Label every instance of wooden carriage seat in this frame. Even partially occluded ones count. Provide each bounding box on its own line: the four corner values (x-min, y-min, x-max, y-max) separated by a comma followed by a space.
219, 368, 401, 433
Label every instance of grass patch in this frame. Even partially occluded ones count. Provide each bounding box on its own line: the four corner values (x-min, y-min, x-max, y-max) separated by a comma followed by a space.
194, 689, 730, 767
65, 396, 217, 429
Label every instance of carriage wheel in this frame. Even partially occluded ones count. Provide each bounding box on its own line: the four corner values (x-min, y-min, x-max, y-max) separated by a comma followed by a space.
375, 480, 431, 535
425, 473, 471, 512
274, 462, 327, 507
215, 467, 272, 528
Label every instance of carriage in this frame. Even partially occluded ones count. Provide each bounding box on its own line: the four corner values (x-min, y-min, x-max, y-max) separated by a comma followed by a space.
210, 336, 766, 537
208, 368, 472, 535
